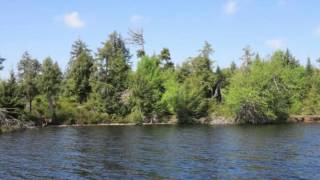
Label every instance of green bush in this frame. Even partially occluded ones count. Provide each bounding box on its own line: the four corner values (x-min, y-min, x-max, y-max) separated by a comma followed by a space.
225, 55, 305, 123
126, 107, 144, 124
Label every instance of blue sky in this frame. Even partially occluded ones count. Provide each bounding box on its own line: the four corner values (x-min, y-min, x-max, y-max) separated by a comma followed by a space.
1, 0, 320, 78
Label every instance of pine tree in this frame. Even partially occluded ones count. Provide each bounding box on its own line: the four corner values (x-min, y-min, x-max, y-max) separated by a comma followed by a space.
283, 49, 299, 67
66, 40, 94, 104
0, 71, 24, 117
18, 52, 41, 112
95, 31, 131, 115
200, 41, 214, 59
306, 57, 313, 76
254, 53, 262, 63
302, 84, 320, 115
40, 57, 62, 121
159, 48, 174, 69
69, 39, 91, 65
230, 61, 237, 73
129, 56, 164, 122
194, 41, 215, 98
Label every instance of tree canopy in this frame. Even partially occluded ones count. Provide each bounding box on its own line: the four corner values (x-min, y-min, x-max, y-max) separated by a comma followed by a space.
1, 31, 319, 126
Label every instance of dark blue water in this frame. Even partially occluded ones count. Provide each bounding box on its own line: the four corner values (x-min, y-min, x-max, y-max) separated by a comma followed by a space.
1, 124, 320, 179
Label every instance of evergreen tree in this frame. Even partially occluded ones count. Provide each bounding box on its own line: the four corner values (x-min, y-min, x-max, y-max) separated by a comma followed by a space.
159, 48, 174, 69
230, 61, 237, 73
193, 41, 215, 98
306, 57, 313, 76
0, 71, 24, 117
301, 84, 320, 115
40, 57, 62, 121
215, 66, 221, 75
175, 76, 208, 123
200, 41, 214, 59
70, 39, 91, 65
254, 53, 262, 63
283, 49, 299, 67
18, 52, 41, 112
96, 31, 130, 88
177, 42, 216, 98
137, 50, 146, 58
94, 31, 131, 116
66, 40, 93, 104
129, 56, 164, 122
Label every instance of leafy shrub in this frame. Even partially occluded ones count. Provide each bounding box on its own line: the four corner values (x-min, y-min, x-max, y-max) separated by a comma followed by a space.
126, 107, 144, 124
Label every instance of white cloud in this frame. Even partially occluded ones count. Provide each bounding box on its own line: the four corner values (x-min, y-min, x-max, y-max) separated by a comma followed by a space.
130, 14, 144, 23
314, 25, 320, 37
224, 1, 237, 15
64, 11, 85, 28
265, 39, 285, 49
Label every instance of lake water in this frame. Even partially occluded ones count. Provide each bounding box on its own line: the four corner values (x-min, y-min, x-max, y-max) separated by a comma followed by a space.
1, 124, 320, 179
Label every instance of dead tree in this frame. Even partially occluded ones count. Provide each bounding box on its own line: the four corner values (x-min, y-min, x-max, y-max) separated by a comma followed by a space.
128, 29, 145, 57
212, 78, 224, 103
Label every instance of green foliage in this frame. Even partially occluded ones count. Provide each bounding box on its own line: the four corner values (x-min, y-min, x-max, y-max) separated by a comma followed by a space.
0, 72, 24, 117
70, 39, 91, 63
137, 50, 146, 58
65, 40, 94, 104
32, 95, 49, 118
18, 52, 41, 112
39, 57, 62, 122
40, 58, 62, 95
225, 54, 305, 123
283, 49, 299, 67
126, 107, 144, 124
177, 42, 216, 98
93, 31, 131, 117
129, 56, 165, 122
174, 76, 208, 124
230, 61, 237, 73
305, 57, 313, 77
300, 70, 320, 115
301, 85, 320, 115
161, 69, 180, 114
51, 97, 111, 125
3, 34, 320, 127
159, 48, 174, 69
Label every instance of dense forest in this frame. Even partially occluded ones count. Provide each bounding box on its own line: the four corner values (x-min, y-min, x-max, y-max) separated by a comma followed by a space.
1, 30, 320, 132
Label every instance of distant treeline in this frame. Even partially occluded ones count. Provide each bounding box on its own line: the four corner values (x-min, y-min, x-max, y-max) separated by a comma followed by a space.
1, 30, 319, 125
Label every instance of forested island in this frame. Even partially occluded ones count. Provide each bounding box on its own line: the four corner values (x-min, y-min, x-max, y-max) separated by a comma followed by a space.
1, 30, 320, 133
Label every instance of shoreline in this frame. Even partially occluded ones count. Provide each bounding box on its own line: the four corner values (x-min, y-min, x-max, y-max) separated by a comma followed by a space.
2, 115, 320, 133
55, 122, 177, 128
52, 115, 320, 128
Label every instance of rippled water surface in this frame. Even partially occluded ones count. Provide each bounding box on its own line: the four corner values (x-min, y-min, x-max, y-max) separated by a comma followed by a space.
1, 124, 320, 179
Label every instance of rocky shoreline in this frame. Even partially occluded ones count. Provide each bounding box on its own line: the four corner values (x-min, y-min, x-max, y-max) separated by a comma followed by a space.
54, 115, 320, 128
2, 115, 320, 133
0, 120, 34, 133
287, 115, 320, 123
0, 108, 34, 133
